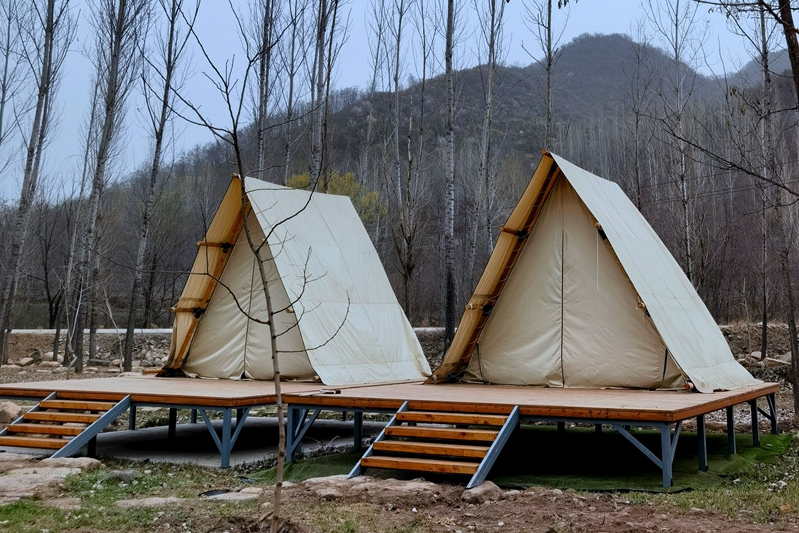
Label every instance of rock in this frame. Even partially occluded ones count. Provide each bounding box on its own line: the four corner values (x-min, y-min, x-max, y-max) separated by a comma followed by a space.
30, 348, 44, 363
502, 489, 521, 500
7, 467, 82, 477
764, 357, 791, 368
750, 351, 762, 360
84, 367, 98, 373
35, 369, 52, 374
0, 365, 20, 374
87, 358, 110, 367
44, 351, 53, 359
240, 486, 265, 494
40, 457, 101, 471
17, 357, 34, 367
52, 367, 68, 374
116, 496, 185, 509
461, 481, 503, 504
104, 368, 121, 374
0, 401, 23, 424
777, 352, 792, 362
552, 489, 563, 495
111, 359, 121, 366
206, 491, 260, 502
41, 497, 81, 510
38, 361, 61, 369
103, 469, 141, 483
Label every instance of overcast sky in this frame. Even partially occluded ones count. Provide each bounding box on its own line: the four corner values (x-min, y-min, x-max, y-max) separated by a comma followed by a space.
3, 0, 760, 201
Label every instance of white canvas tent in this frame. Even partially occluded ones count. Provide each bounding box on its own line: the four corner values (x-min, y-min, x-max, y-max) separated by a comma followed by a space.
430, 152, 757, 393
161, 176, 431, 386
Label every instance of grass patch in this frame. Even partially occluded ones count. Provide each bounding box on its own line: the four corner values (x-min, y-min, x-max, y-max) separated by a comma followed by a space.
249, 425, 791, 493
491, 425, 791, 491
250, 451, 365, 483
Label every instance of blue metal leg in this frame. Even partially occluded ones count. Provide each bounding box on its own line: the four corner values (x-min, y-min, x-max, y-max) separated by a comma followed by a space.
353, 412, 363, 452
697, 414, 707, 472
767, 393, 778, 434
749, 400, 760, 447
88, 436, 97, 458
660, 424, 673, 488
128, 405, 136, 430
221, 409, 232, 468
342, 411, 348, 422
726, 406, 736, 455
168, 408, 177, 440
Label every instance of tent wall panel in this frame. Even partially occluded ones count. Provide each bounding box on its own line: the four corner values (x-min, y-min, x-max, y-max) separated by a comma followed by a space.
433, 152, 756, 392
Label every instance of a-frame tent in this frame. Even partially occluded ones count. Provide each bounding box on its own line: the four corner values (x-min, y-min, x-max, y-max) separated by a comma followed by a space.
430, 152, 757, 393
160, 176, 431, 386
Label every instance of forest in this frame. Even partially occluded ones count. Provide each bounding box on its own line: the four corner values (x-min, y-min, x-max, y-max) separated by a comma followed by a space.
0, 0, 798, 372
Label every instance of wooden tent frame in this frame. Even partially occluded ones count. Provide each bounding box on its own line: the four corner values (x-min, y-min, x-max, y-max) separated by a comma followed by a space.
160, 176, 245, 375
428, 151, 561, 383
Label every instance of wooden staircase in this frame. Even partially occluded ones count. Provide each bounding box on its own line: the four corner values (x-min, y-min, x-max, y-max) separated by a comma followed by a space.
350, 402, 519, 488
0, 392, 131, 457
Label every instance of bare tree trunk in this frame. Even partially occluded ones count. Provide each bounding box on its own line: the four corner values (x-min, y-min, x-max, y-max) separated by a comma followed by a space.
255, 0, 275, 180
124, 0, 192, 372
0, 0, 70, 363
309, 0, 329, 189
443, 0, 456, 353
78, 0, 146, 371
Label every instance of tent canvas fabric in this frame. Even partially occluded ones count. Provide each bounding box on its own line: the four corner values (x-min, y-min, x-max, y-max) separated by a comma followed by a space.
161, 176, 431, 386
430, 152, 757, 393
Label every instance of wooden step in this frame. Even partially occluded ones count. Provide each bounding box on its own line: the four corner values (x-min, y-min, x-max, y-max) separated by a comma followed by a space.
24, 412, 101, 424
385, 426, 499, 442
361, 455, 478, 475
0, 435, 68, 450
39, 400, 116, 412
373, 440, 488, 459
397, 411, 508, 426
7, 424, 84, 437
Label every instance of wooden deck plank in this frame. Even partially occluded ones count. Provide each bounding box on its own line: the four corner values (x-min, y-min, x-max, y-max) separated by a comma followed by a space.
385, 426, 499, 441
0, 436, 68, 449
373, 440, 488, 458
0, 377, 780, 423
360, 456, 478, 475
7, 424, 84, 436
396, 411, 507, 426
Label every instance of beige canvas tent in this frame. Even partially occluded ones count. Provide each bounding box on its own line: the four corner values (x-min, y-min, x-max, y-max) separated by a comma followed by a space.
160, 176, 431, 385
430, 152, 757, 393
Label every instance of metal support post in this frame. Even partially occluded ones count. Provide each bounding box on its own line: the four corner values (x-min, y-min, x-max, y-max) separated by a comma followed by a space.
726, 406, 736, 455
87, 436, 97, 458
767, 393, 778, 435
660, 424, 674, 488
168, 408, 177, 440
128, 405, 136, 431
220, 408, 232, 468
697, 414, 707, 472
190, 409, 197, 424
342, 411, 348, 422
749, 400, 760, 447
353, 412, 363, 452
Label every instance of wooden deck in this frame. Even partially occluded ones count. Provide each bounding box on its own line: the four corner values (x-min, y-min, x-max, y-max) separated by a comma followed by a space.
0, 376, 779, 422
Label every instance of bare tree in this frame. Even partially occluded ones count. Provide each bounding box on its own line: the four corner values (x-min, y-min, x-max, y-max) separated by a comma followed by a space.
0, 0, 74, 364
466, 0, 506, 286
523, 0, 569, 150
443, 0, 456, 353
73, 0, 149, 370
645, 0, 708, 285
122, 0, 196, 372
